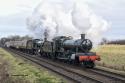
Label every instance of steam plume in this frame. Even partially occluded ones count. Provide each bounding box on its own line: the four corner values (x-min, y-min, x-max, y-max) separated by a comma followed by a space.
27, 0, 110, 45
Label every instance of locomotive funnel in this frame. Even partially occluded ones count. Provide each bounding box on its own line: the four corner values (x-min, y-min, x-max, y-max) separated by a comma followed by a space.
81, 34, 85, 39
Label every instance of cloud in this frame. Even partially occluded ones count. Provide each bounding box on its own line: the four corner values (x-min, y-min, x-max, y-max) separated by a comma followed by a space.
0, 0, 19, 16
0, 0, 42, 38
84, 0, 125, 40
0, 0, 125, 40
0, 0, 41, 16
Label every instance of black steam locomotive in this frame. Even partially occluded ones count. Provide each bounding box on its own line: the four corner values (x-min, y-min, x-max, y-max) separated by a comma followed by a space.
5, 34, 100, 68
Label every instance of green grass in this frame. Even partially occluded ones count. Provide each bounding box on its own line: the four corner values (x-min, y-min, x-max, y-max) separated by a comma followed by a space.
0, 48, 65, 83
92, 45, 125, 71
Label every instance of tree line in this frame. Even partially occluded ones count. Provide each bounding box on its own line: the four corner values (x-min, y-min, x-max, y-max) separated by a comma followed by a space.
100, 38, 125, 45
1, 36, 125, 46
0, 35, 32, 46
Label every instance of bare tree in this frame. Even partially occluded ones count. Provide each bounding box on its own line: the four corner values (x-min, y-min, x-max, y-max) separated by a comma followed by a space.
100, 38, 108, 45
21, 35, 33, 40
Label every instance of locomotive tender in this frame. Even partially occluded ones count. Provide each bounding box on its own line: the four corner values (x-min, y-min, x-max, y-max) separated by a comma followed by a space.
5, 34, 100, 68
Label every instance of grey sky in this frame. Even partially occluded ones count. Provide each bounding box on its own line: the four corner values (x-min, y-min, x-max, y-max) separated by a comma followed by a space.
0, 0, 125, 40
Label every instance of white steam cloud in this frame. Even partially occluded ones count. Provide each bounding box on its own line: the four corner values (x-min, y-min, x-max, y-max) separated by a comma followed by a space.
27, 0, 110, 45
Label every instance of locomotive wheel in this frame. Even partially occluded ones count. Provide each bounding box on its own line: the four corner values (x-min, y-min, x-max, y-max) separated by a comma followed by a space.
82, 61, 95, 68
87, 61, 95, 68
88, 61, 95, 68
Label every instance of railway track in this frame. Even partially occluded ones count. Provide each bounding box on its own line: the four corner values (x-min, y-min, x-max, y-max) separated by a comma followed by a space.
4, 48, 125, 83
89, 68, 125, 82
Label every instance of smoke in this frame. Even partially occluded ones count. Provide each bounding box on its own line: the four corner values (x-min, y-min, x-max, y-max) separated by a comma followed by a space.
27, 0, 110, 45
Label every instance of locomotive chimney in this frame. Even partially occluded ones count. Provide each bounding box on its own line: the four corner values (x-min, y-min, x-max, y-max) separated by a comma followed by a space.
81, 34, 85, 39
44, 37, 47, 41
44, 29, 48, 41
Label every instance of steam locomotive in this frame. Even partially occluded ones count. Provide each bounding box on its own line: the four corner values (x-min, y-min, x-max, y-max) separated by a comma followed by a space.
5, 34, 100, 68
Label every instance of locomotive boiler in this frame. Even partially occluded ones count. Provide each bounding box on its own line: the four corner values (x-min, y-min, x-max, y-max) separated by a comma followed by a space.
53, 34, 92, 52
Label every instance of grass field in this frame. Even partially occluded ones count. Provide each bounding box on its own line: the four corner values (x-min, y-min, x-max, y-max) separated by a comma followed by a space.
0, 48, 64, 83
93, 45, 125, 71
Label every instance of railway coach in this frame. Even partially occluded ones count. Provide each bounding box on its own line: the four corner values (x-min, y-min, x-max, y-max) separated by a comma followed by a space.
5, 39, 42, 54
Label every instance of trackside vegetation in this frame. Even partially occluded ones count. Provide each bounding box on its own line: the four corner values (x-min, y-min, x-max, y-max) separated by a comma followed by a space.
93, 45, 125, 72
0, 48, 64, 83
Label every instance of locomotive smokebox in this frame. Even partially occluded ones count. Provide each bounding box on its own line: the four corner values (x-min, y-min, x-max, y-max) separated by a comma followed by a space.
81, 34, 85, 39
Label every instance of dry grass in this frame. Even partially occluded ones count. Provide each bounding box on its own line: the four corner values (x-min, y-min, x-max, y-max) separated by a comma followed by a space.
92, 45, 125, 71
0, 56, 10, 83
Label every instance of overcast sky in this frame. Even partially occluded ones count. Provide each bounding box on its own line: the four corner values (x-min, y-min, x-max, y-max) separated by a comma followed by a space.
0, 0, 125, 40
